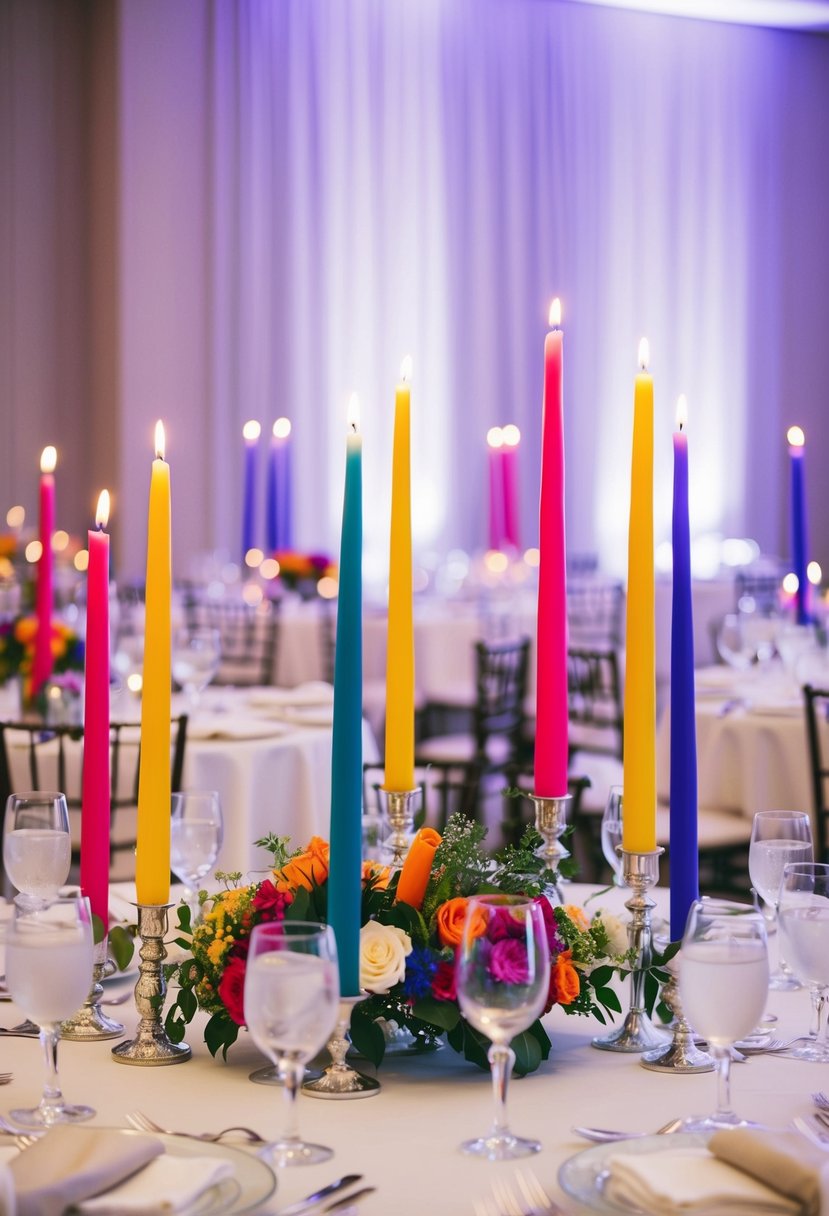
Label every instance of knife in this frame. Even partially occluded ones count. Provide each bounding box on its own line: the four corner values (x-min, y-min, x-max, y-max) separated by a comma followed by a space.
323, 1188, 376, 1213
276, 1175, 364, 1216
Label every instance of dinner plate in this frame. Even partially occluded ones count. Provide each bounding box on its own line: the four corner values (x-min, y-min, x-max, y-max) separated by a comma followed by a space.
558, 1131, 711, 1214
271, 706, 334, 728
246, 683, 334, 709
186, 718, 290, 741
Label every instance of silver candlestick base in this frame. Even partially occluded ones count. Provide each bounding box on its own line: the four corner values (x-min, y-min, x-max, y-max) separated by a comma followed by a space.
303, 996, 380, 1099
381, 787, 421, 870
529, 793, 572, 903
112, 903, 191, 1066
593, 846, 671, 1053
641, 952, 714, 1073
61, 938, 125, 1042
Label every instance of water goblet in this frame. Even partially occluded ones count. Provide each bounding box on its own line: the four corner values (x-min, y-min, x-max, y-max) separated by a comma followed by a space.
170, 790, 223, 924
3, 792, 72, 908
600, 786, 623, 885
172, 627, 221, 708
778, 862, 829, 1061
748, 810, 812, 990
678, 898, 769, 1131
244, 921, 339, 1166
5, 895, 95, 1126
455, 894, 550, 1160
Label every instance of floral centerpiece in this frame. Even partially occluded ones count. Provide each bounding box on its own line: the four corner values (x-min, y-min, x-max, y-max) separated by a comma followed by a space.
165, 816, 633, 1073
271, 551, 336, 597
0, 615, 85, 710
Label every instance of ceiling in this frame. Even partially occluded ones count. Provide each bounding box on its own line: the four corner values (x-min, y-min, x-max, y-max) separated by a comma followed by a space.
564, 0, 829, 30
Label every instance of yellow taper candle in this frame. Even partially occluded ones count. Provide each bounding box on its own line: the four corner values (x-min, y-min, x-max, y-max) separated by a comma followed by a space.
136, 420, 173, 904
622, 339, 657, 852
383, 355, 415, 792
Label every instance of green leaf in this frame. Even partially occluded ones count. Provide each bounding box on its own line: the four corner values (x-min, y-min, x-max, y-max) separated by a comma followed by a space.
108, 925, 135, 972
204, 1012, 238, 1059
526, 1019, 552, 1062
349, 1005, 387, 1067
452, 1020, 491, 1071
511, 1029, 542, 1076
91, 913, 106, 945
643, 970, 659, 1017
595, 986, 622, 1014
177, 985, 198, 1022
410, 996, 460, 1032
589, 964, 615, 988
286, 887, 311, 920
164, 1004, 187, 1044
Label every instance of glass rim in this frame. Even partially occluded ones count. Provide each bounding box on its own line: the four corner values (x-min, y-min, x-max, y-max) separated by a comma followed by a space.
781, 860, 829, 875
6, 791, 67, 805
690, 896, 763, 917
752, 809, 811, 819
466, 893, 537, 908
249, 919, 331, 940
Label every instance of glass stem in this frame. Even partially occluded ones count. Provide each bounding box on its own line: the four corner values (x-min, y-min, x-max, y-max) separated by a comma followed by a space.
713, 1047, 734, 1122
39, 1024, 64, 1117
812, 987, 827, 1045
279, 1059, 303, 1144
488, 1043, 515, 1141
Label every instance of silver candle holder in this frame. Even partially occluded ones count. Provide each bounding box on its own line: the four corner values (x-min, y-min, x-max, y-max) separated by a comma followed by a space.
381, 787, 421, 870
61, 938, 125, 1042
529, 793, 572, 903
592, 847, 672, 1053
112, 903, 191, 1066
303, 995, 380, 1100
640, 950, 714, 1073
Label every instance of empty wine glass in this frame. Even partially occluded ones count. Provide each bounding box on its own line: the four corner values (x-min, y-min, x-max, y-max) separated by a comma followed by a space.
170, 790, 223, 924
244, 921, 339, 1167
3, 792, 72, 908
778, 862, 829, 1061
600, 786, 623, 885
678, 899, 769, 1131
172, 627, 221, 708
5, 895, 95, 1126
716, 610, 777, 670
748, 810, 812, 990
455, 894, 550, 1160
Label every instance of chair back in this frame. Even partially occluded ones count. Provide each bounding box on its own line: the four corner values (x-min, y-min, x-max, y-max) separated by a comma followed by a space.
567, 577, 624, 648
500, 760, 592, 860
735, 565, 783, 616
804, 685, 829, 861
318, 599, 337, 686
473, 636, 530, 764
183, 594, 280, 686
567, 646, 624, 760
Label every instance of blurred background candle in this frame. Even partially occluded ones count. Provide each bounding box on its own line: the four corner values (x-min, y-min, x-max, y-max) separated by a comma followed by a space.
384, 357, 415, 793
622, 339, 657, 853
486, 427, 504, 552
135, 422, 172, 906
32, 445, 57, 698
534, 299, 568, 798
501, 424, 521, 551
328, 393, 363, 996
241, 420, 261, 562
787, 426, 810, 625
266, 417, 293, 553
669, 397, 698, 939
81, 490, 111, 930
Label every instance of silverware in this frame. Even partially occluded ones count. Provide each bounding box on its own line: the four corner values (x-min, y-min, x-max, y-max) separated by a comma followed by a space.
277, 1175, 364, 1216
0, 1026, 38, 1038
126, 1110, 266, 1143
813, 1091, 829, 1112
793, 1115, 829, 1149
572, 1117, 683, 1143
0, 1074, 12, 1085
488, 1170, 565, 1215
322, 1187, 375, 1212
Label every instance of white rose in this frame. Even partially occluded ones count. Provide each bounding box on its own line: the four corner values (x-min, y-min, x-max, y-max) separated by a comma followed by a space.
591, 908, 629, 958
359, 921, 413, 993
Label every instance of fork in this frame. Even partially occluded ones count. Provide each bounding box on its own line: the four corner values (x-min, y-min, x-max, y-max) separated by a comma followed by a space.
126, 1110, 266, 1143
0, 1074, 12, 1085
812, 1091, 829, 1111
489, 1171, 564, 1216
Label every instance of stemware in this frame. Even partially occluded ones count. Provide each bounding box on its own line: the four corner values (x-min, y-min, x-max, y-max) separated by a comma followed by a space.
4, 895, 95, 1126
600, 786, 623, 886
2, 792, 72, 908
171, 627, 221, 708
778, 862, 829, 1062
244, 920, 339, 1167
455, 894, 550, 1160
715, 610, 777, 670
748, 810, 812, 990
170, 790, 224, 923
678, 899, 769, 1131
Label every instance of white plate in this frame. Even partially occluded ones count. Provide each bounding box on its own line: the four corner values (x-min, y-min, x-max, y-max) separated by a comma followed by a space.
558, 1131, 712, 1214
246, 683, 333, 709
270, 706, 334, 728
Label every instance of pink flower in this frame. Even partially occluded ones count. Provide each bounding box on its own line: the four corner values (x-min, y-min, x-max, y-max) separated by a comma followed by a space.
218, 956, 247, 1025
252, 880, 292, 921
487, 907, 525, 943
431, 958, 457, 1002
534, 897, 560, 955
488, 938, 530, 985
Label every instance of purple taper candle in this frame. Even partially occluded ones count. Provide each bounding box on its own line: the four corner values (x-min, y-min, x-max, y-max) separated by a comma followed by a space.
266, 417, 293, 553
788, 426, 810, 625
241, 420, 261, 560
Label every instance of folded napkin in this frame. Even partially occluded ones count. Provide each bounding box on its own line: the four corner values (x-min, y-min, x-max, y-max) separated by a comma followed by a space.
604, 1144, 802, 1216
185, 715, 288, 740
9, 1125, 163, 1216
246, 682, 334, 709
710, 1128, 829, 1216
76, 1152, 234, 1214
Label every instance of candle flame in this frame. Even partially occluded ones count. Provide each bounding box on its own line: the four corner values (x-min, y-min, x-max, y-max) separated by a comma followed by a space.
243, 420, 261, 443
95, 490, 110, 529
272, 417, 291, 440
347, 392, 360, 433
486, 426, 504, 449
502, 424, 521, 447
638, 338, 650, 371
676, 394, 687, 431
548, 298, 561, 328
787, 425, 805, 449
155, 420, 166, 460
783, 572, 799, 595
808, 560, 822, 585
400, 355, 413, 383
40, 446, 57, 474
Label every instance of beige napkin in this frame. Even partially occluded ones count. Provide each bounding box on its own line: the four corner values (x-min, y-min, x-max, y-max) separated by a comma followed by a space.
76, 1152, 234, 1214
9, 1125, 163, 1216
710, 1128, 829, 1216
604, 1144, 802, 1215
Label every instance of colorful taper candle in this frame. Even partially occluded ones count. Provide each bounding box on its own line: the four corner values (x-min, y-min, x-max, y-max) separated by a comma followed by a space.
266, 417, 293, 553
384, 357, 415, 794
241, 420, 261, 560
534, 299, 569, 798
328, 394, 363, 996
787, 426, 810, 625
32, 446, 57, 698
501, 424, 521, 551
81, 491, 111, 930
135, 422, 172, 906
622, 340, 657, 852
669, 397, 699, 939
487, 427, 505, 551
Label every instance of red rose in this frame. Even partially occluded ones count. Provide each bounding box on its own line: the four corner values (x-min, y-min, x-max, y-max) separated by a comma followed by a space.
431, 958, 457, 1002
252, 880, 293, 921
218, 956, 247, 1025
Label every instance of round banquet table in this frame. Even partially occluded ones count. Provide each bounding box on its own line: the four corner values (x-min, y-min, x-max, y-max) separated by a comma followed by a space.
0, 882, 822, 1215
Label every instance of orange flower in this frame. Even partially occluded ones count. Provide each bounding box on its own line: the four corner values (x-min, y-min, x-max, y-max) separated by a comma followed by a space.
436, 897, 487, 948
551, 948, 580, 1006
13, 617, 37, 646
362, 860, 391, 890
562, 904, 590, 933
274, 836, 330, 892
395, 828, 441, 910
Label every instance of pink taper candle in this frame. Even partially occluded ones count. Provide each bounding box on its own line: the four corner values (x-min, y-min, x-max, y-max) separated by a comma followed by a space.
534, 299, 569, 795
487, 427, 505, 551
80, 491, 111, 930
501, 425, 521, 550
32, 446, 57, 697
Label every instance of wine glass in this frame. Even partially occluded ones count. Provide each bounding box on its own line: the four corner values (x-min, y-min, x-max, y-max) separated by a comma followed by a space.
5, 895, 95, 1126
678, 899, 769, 1131
778, 862, 829, 1061
600, 786, 623, 885
172, 627, 221, 708
3, 792, 72, 908
716, 610, 776, 670
170, 790, 224, 924
455, 894, 550, 1160
244, 920, 339, 1167
748, 810, 812, 990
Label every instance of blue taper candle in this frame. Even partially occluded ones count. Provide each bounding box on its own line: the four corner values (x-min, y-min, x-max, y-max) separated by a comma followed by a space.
669, 398, 699, 940
242, 420, 261, 559
788, 427, 810, 625
266, 418, 293, 553
328, 395, 363, 996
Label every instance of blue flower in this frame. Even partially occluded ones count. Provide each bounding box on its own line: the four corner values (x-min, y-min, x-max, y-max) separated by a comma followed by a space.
403, 946, 438, 1001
